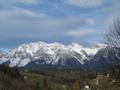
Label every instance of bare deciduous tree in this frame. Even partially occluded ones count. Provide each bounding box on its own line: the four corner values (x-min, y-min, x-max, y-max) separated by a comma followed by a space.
105, 18, 120, 68
105, 17, 120, 67
105, 18, 120, 48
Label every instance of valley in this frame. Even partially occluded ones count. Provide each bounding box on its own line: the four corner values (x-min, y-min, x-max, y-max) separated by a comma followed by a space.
0, 65, 120, 90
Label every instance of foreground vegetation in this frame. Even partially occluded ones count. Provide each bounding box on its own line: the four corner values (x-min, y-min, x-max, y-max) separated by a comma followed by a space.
0, 65, 120, 90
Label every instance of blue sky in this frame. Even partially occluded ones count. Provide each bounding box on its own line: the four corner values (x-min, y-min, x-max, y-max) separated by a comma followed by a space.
0, 0, 120, 49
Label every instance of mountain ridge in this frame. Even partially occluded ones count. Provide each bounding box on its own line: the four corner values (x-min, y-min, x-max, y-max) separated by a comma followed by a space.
0, 41, 109, 69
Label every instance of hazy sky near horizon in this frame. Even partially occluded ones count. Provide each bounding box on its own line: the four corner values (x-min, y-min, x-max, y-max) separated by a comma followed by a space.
0, 0, 120, 49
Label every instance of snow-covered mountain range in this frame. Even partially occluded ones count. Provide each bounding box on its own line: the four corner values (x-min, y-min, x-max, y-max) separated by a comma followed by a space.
0, 41, 116, 70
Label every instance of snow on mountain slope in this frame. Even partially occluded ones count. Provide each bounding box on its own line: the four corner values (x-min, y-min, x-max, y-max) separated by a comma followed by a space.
0, 51, 8, 64
83, 47, 101, 56
0, 41, 105, 67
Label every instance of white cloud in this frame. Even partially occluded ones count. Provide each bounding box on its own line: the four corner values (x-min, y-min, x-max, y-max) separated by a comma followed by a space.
0, 6, 95, 38
0, 7, 48, 19
1, 0, 39, 5
14, 0, 39, 4
0, 0, 40, 8
13, 7, 47, 18
66, 28, 97, 37
0, 6, 94, 27
64, 0, 106, 8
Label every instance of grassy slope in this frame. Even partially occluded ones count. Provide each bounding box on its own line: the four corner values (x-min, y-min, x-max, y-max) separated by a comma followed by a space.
0, 65, 120, 90
21, 69, 120, 90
